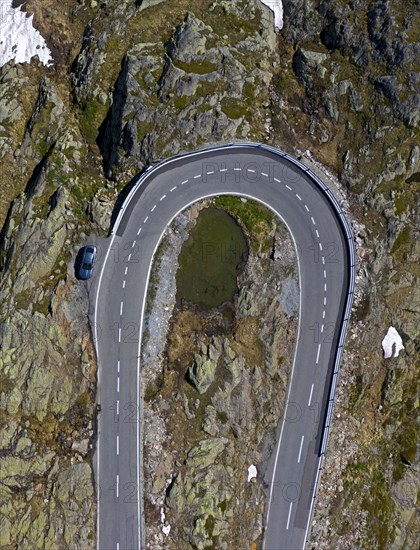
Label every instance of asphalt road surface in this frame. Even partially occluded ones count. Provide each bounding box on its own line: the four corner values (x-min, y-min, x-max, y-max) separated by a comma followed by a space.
92, 143, 355, 550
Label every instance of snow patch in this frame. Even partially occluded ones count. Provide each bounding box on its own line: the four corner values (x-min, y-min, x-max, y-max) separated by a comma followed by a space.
162, 524, 171, 536
247, 464, 257, 482
0, 0, 53, 68
260, 0, 283, 30
382, 326, 404, 358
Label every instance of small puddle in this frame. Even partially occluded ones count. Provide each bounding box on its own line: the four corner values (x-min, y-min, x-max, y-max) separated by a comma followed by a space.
176, 207, 248, 310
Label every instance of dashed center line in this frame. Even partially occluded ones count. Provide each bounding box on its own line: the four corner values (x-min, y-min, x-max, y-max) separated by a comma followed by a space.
316, 343, 321, 364
116, 435, 119, 456
220, 168, 227, 172
117, 377, 120, 393
118, 328, 121, 343
304, 204, 310, 212
137, 227, 142, 236
311, 217, 316, 225
296, 193, 302, 201
193, 174, 201, 179
117, 360, 120, 373
116, 400, 119, 416
324, 296, 327, 306
322, 311, 326, 319
319, 242, 323, 251
206, 171, 214, 175
316, 229, 320, 238
120, 301, 124, 316
181, 179, 188, 185
160, 195, 166, 201
297, 435, 305, 463
124, 266, 128, 275
321, 324, 324, 333
151, 205, 156, 212
247, 169, 255, 173
273, 177, 281, 183
261, 172, 268, 177
286, 502, 293, 530
143, 216, 148, 224
132, 240, 136, 248
324, 269, 327, 278
324, 283, 327, 292
234, 167, 241, 171
127, 253, 132, 262
321, 256, 325, 265
116, 475, 119, 498
170, 186, 177, 192
122, 280, 126, 289
286, 184, 292, 190
308, 383, 314, 406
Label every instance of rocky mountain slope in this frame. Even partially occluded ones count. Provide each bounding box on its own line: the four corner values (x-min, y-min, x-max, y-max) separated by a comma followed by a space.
0, 0, 418, 548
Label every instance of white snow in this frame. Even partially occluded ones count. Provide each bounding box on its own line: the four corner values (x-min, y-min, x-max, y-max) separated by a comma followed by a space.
162, 524, 171, 536
260, 0, 283, 30
247, 464, 257, 482
0, 0, 53, 68
381, 326, 404, 358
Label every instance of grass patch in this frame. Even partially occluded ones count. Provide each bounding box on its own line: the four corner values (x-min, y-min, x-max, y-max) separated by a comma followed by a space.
174, 59, 218, 74
220, 98, 246, 119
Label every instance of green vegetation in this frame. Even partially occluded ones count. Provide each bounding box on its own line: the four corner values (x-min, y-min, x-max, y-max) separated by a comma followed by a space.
220, 98, 246, 119
176, 207, 248, 309
79, 99, 107, 145
214, 195, 273, 236
174, 59, 217, 75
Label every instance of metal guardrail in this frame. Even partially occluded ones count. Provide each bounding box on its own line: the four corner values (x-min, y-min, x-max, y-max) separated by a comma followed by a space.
108, 141, 356, 548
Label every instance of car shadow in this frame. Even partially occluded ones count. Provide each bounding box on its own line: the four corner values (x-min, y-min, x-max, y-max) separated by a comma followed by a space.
74, 247, 85, 280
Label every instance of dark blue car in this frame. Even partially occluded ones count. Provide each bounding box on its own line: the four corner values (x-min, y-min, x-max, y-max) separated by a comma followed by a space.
79, 245, 97, 279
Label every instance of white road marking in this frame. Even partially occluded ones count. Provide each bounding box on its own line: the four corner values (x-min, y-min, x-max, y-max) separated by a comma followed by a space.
206, 171, 214, 175
286, 502, 293, 530
324, 296, 327, 306
247, 168, 255, 173
116, 475, 119, 498
234, 167, 241, 171
316, 343, 321, 364
116, 435, 119, 455
274, 177, 281, 182
117, 377, 120, 393
322, 256, 325, 265
297, 435, 305, 463
220, 168, 227, 172
124, 266, 128, 275
261, 172, 268, 177
170, 186, 177, 192
319, 242, 323, 251
311, 217, 316, 225
122, 280, 126, 289
143, 216, 148, 224
308, 384, 314, 406
296, 193, 302, 200
316, 229, 320, 238
137, 227, 142, 236
151, 205, 156, 212
118, 328, 121, 343
132, 240, 136, 248
128, 253, 132, 262
321, 324, 324, 333
116, 400, 119, 416
324, 283, 327, 292
117, 360, 120, 373
120, 301, 124, 316
181, 179, 188, 185
193, 174, 201, 179
117, 543, 119, 550
305, 204, 310, 212
160, 194, 166, 201
324, 269, 327, 278
286, 184, 292, 190
322, 310, 326, 319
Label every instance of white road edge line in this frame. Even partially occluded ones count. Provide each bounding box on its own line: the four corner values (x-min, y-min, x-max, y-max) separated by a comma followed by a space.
297, 435, 305, 463
286, 502, 293, 530
308, 383, 314, 406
